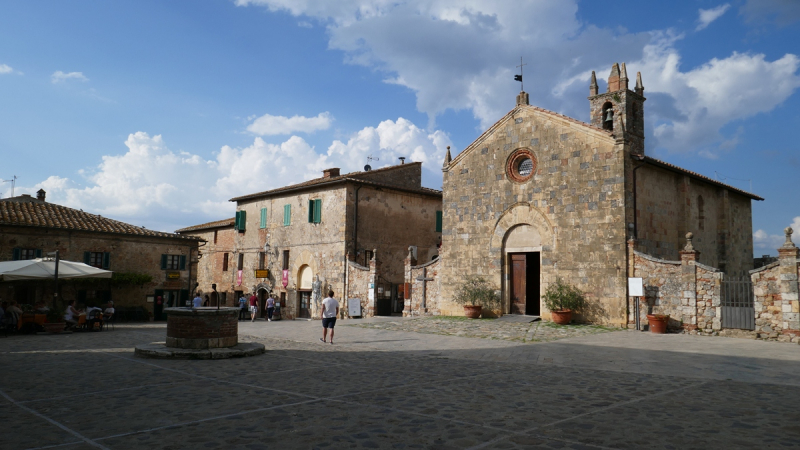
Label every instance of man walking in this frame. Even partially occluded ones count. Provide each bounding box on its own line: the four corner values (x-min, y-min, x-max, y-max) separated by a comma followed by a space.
238, 293, 247, 321
249, 292, 258, 322
266, 293, 275, 322
320, 290, 339, 344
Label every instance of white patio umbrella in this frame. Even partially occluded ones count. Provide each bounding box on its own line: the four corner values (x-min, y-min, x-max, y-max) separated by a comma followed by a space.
0, 258, 112, 281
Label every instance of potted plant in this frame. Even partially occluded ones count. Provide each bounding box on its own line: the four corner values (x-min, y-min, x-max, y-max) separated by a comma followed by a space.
452, 276, 500, 319
646, 314, 670, 334
44, 304, 66, 333
542, 278, 586, 325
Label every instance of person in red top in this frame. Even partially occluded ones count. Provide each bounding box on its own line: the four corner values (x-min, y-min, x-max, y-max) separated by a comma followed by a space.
249, 293, 258, 322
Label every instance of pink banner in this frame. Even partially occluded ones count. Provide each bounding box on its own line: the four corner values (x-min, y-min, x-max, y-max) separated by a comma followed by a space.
237, 270, 243, 286
282, 269, 289, 288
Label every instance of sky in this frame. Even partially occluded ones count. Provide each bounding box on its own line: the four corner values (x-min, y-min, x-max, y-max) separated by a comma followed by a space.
1, 0, 798, 256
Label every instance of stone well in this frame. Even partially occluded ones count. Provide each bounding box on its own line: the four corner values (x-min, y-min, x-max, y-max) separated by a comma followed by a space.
165, 307, 239, 349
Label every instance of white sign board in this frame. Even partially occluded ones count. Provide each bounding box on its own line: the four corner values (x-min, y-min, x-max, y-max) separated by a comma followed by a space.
628, 277, 644, 297
348, 298, 362, 317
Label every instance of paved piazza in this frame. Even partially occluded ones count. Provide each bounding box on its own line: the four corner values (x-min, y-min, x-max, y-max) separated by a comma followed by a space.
3, 316, 800, 449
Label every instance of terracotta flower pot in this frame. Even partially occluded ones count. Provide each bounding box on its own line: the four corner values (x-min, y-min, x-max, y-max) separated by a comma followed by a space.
646, 314, 669, 334
551, 310, 572, 325
44, 322, 65, 334
463, 305, 482, 319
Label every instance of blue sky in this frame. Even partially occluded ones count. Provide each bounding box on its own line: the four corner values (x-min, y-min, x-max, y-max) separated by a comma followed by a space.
1, 0, 798, 255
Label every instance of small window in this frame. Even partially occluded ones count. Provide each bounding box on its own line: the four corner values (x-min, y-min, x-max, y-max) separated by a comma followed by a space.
222, 253, 229, 272
308, 199, 322, 223
282, 250, 290, 270
364, 250, 373, 266
237, 253, 244, 271
698, 195, 705, 231
435, 211, 443, 233
260, 208, 267, 229
84, 251, 110, 269
258, 252, 266, 270
213, 230, 218, 244
283, 204, 291, 226
14, 248, 41, 260
235, 210, 246, 232
518, 158, 533, 176
162, 254, 182, 270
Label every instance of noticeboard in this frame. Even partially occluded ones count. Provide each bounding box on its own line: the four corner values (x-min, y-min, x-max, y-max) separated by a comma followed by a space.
628, 277, 644, 297
348, 298, 362, 317
255, 269, 269, 278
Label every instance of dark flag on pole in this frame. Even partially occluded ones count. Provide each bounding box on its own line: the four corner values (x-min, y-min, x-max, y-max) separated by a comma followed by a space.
514, 74, 522, 82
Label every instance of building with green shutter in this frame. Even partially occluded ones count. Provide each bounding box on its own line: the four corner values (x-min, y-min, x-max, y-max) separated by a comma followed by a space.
0, 190, 200, 318
179, 162, 442, 320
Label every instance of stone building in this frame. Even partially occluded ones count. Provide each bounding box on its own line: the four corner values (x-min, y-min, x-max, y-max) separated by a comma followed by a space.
179, 163, 442, 319
434, 63, 762, 326
0, 191, 200, 316
174, 218, 236, 308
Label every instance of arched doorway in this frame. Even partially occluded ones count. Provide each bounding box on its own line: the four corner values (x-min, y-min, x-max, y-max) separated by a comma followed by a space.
257, 287, 268, 318
297, 264, 313, 318
504, 224, 542, 316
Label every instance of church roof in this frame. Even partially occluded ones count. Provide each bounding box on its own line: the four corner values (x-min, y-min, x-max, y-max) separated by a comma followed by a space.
449, 104, 613, 168
229, 163, 442, 202
642, 156, 763, 201
175, 217, 235, 233
0, 195, 199, 240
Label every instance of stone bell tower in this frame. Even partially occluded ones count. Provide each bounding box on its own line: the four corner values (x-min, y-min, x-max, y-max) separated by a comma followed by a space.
589, 63, 646, 155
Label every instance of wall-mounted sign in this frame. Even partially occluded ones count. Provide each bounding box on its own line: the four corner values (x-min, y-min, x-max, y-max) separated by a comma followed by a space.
255, 269, 269, 278
164, 281, 181, 289
282, 269, 289, 288
628, 277, 643, 297
166, 271, 181, 280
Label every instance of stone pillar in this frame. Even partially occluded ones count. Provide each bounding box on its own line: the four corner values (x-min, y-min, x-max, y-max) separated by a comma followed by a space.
777, 228, 800, 333
627, 238, 637, 327
367, 250, 379, 316
679, 233, 699, 330
403, 247, 416, 316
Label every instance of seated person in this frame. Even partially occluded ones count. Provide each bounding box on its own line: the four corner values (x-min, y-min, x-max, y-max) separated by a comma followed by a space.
103, 301, 115, 320
4, 301, 23, 328
86, 306, 103, 330
34, 301, 49, 313
64, 300, 80, 329
0, 301, 6, 326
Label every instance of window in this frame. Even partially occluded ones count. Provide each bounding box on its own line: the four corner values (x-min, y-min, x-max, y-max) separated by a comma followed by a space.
237, 253, 244, 270
698, 195, 705, 231
222, 253, 229, 272
283, 204, 291, 226
161, 254, 186, 270
235, 210, 246, 232
435, 211, 443, 233
282, 250, 290, 270
364, 250, 373, 266
84, 251, 110, 269
308, 199, 322, 223
13, 248, 41, 260
260, 207, 267, 229
258, 252, 266, 270
505, 148, 537, 183
213, 230, 218, 244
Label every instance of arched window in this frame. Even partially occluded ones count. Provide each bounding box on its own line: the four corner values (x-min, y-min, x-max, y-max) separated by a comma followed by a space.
697, 195, 705, 231
602, 102, 614, 131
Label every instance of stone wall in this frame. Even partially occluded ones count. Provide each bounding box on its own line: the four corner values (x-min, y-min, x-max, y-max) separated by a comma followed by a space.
345, 256, 371, 318
349, 162, 422, 191
188, 223, 236, 306
403, 248, 442, 316
750, 228, 800, 341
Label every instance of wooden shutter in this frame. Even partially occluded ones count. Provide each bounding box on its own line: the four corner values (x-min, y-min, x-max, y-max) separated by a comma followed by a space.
84, 252, 91, 265
35, 249, 43, 258
222, 253, 229, 271
239, 211, 246, 231
260, 208, 267, 229
12, 248, 20, 260
308, 200, 314, 223
179, 255, 187, 270
103, 252, 110, 269
435, 211, 443, 232
283, 204, 291, 226
314, 199, 322, 223
161, 254, 167, 270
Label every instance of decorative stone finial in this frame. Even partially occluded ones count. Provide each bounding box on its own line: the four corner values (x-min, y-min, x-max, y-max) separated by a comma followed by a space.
589, 71, 598, 96
635, 71, 644, 95
782, 227, 796, 249
684, 232, 695, 252
620, 62, 629, 90
442, 146, 452, 168
516, 91, 529, 106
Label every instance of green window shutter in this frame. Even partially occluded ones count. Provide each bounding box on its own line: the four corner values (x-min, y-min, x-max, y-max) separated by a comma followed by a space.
179, 255, 187, 270
284, 204, 291, 226
435, 211, 443, 232
103, 252, 110, 269
239, 211, 246, 231
35, 249, 42, 258
84, 252, 91, 264
314, 199, 322, 223
308, 200, 314, 223
234, 211, 239, 230
12, 248, 20, 260
260, 208, 267, 229
161, 254, 167, 270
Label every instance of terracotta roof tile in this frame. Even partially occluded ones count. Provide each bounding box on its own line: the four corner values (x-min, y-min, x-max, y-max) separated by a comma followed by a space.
642, 156, 763, 201
0, 196, 199, 240
176, 218, 235, 233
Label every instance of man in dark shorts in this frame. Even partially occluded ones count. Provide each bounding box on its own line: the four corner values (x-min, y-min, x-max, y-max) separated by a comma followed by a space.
320, 290, 339, 344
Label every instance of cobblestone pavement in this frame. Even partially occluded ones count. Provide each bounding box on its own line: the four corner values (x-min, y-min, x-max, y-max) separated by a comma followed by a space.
3, 321, 800, 449
347, 317, 618, 343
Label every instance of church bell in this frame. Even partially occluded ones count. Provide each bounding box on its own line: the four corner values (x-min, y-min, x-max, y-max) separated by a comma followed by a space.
604, 108, 614, 122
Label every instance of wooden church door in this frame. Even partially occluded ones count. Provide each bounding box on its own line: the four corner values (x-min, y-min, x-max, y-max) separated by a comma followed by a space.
510, 254, 527, 314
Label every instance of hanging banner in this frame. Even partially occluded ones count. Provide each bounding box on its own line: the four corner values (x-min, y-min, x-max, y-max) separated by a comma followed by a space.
237, 270, 243, 286
282, 269, 289, 288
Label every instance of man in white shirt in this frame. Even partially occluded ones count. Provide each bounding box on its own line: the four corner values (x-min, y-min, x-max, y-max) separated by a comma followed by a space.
192, 293, 203, 308
319, 291, 339, 344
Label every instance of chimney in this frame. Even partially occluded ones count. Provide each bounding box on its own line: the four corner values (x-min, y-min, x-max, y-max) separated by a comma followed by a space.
36, 189, 46, 202
322, 168, 340, 178
516, 91, 529, 106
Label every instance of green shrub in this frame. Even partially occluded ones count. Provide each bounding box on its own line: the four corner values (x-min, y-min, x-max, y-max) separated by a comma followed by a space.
452, 276, 500, 309
542, 278, 586, 312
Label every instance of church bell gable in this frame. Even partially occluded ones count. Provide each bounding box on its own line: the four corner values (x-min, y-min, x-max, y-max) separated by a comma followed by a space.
589, 62, 646, 155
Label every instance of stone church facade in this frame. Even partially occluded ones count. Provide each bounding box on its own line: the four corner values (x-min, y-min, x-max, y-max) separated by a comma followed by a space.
434, 63, 762, 326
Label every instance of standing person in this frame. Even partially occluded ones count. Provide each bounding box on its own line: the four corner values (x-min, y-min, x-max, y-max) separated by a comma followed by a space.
192, 293, 202, 308
266, 293, 275, 322
249, 292, 258, 322
320, 290, 339, 344
238, 294, 247, 321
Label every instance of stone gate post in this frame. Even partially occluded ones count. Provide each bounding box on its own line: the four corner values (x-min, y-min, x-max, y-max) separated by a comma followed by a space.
679, 232, 699, 330
777, 228, 800, 333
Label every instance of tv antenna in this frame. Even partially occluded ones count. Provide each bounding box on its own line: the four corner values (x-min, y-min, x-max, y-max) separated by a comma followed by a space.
365, 155, 379, 172
1, 175, 17, 198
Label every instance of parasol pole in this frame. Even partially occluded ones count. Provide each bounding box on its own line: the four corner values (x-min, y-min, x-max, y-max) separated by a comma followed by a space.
47, 250, 60, 309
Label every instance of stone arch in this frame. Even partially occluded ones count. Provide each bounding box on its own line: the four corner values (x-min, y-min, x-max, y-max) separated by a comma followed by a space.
489, 203, 556, 315
297, 264, 313, 290
289, 249, 317, 290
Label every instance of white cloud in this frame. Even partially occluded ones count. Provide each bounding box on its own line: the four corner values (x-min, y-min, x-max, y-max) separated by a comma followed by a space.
51, 71, 89, 84
0, 64, 13, 74
246, 111, 333, 135
753, 216, 800, 253
697, 4, 730, 31
23, 117, 448, 232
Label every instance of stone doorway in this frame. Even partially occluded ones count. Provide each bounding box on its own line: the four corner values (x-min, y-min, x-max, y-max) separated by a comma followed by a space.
257, 288, 268, 318
508, 252, 540, 315
299, 291, 311, 318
